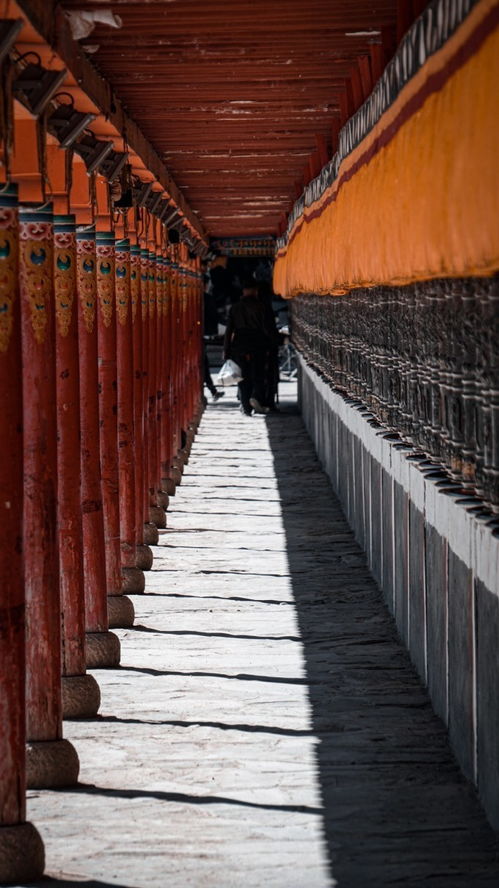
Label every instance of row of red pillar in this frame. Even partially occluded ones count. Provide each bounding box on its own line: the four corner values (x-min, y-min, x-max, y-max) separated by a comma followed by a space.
0, 183, 204, 882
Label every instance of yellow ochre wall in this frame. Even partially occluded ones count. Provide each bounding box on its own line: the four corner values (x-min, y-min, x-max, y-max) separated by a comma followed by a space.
273, 0, 499, 298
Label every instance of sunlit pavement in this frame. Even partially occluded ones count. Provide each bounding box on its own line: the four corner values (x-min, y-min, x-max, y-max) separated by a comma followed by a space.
27, 380, 498, 887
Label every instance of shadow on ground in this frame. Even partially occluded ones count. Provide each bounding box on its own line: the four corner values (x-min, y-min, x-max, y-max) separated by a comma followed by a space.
30, 880, 134, 888
265, 401, 499, 886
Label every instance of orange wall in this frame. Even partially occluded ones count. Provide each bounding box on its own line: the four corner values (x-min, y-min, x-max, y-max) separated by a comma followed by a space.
274, 0, 499, 297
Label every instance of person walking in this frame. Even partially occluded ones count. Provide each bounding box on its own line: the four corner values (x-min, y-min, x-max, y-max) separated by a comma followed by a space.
257, 280, 280, 411
223, 278, 272, 415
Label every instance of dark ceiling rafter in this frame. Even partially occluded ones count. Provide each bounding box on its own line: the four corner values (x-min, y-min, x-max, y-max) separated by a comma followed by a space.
58, 0, 407, 237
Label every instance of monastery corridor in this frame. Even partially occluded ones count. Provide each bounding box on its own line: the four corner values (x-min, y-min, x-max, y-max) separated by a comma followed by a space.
25, 383, 498, 888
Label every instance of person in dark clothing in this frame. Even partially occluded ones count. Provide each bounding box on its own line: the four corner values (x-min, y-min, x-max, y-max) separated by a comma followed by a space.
223, 279, 272, 415
257, 281, 280, 411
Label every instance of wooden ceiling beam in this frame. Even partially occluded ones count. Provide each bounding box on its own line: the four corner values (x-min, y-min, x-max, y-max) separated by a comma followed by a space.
51, 0, 397, 236
13, 0, 207, 242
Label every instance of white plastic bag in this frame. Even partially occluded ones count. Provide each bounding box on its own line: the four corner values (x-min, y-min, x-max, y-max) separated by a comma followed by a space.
217, 359, 243, 386
65, 10, 123, 41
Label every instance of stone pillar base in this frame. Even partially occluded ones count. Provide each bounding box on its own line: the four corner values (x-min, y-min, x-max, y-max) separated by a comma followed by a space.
26, 738, 79, 789
144, 521, 159, 545
157, 489, 169, 509
150, 505, 166, 528
86, 630, 121, 668
62, 673, 101, 719
136, 543, 153, 571
0, 822, 45, 883
107, 595, 135, 628
171, 464, 182, 485
122, 566, 145, 594
162, 477, 176, 497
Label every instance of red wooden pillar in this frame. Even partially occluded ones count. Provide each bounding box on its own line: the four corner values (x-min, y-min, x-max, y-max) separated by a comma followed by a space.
140, 245, 158, 543
0, 184, 45, 882
161, 248, 176, 496
46, 145, 103, 699
191, 261, 201, 426
54, 213, 100, 715
153, 248, 164, 502
185, 256, 195, 433
159, 247, 172, 491
189, 261, 202, 434
187, 261, 199, 435
146, 246, 155, 520
192, 262, 202, 426
167, 249, 178, 486
75, 227, 121, 666
95, 229, 134, 627
155, 248, 169, 510
178, 257, 190, 455
170, 249, 183, 486
130, 242, 153, 567
178, 261, 187, 441
183, 262, 193, 437
168, 246, 178, 487
196, 262, 203, 419
19, 203, 79, 788
176, 253, 186, 470
115, 238, 145, 598
188, 263, 198, 439
147, 246, 166, 528
196, 260, 204, 418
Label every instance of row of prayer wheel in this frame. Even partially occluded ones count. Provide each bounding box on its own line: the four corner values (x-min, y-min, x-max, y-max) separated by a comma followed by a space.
292, 281, 499, 514
0, 182, 204, 881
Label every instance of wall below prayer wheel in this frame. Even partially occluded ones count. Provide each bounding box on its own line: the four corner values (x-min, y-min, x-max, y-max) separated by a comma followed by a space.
296, 345, 499, 830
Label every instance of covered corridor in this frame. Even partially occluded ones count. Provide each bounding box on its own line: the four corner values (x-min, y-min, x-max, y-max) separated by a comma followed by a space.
26, 385, 499, 886
1, 0, 498, 884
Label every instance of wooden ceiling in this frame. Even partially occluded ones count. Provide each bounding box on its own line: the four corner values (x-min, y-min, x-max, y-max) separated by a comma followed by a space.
60, 0, 401, 238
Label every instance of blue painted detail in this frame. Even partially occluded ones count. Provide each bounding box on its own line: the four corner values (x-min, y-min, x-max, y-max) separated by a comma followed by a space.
57, 254, 72, 271
30, 247, 46, 266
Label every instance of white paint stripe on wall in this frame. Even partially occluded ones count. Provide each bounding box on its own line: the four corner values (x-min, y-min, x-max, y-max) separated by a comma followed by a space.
300, 357, 499, 596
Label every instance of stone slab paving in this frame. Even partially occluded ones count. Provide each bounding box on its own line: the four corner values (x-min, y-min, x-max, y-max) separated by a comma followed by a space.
25, 381, 499, 888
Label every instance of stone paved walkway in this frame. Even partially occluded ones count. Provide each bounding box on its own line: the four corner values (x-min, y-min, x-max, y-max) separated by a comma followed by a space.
26, 382, 498, 888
